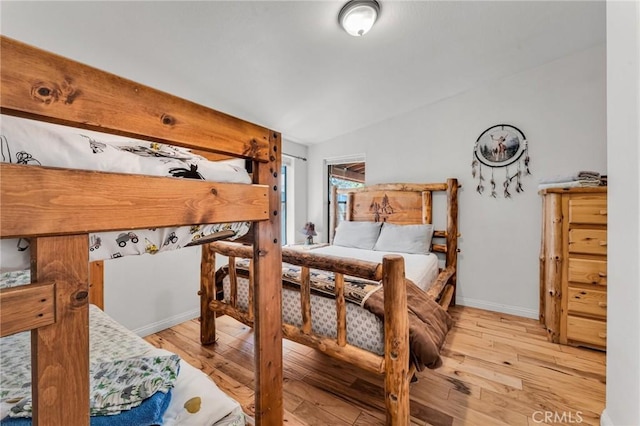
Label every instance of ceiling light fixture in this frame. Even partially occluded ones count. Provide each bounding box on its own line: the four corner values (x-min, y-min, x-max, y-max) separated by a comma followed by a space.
338, 0, 380, 37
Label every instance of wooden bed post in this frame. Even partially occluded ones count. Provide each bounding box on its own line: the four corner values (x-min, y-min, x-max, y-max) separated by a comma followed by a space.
346, 193, 354, 221
421, 191, 433, 224
200, 244, 217, 345
446, 178, 459, 306
31, 235, 90, 426
252, 131, 284, 425
383, 255, 410, 425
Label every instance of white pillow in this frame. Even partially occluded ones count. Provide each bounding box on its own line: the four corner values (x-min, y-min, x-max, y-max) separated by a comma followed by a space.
373, 223, 434, 254
332, 221, 383, 250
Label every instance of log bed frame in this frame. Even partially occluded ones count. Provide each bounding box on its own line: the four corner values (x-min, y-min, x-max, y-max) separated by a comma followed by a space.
0, 36, 284, 425
206, 180, 459, 425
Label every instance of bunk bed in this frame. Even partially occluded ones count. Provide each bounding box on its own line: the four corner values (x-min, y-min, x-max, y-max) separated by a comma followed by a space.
0, 36, 283, 425
207, 181, 460, 425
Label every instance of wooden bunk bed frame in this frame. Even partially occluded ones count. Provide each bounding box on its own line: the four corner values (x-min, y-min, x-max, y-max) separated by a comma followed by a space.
0, 36, 284, 425
206, 180, 459, 425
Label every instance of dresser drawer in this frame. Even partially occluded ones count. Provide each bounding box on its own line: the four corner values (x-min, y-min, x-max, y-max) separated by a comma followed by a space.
568, 258, 607, 285
568, 229, 607, 255
568, 198, 607, 225
567, 316, 607, 347
567, 287, 607, 318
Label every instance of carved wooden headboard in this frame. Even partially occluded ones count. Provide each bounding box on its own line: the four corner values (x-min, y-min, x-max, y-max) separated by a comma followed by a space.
330, 180, 459, 266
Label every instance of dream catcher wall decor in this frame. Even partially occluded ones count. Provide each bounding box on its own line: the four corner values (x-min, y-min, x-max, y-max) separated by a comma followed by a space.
471, 124, 531, 198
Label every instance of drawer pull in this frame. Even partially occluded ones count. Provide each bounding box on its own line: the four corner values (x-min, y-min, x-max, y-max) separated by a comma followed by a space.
598, 302, 607, 308
599, 241, 607, 246
599, 209, 608, 215
598, 332, 607, 339
598, 272, 607, 278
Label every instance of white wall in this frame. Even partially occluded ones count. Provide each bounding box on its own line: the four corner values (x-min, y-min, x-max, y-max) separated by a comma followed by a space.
104, 247, 202, 335
308, 45, 607, 318
602, 1, 640, 425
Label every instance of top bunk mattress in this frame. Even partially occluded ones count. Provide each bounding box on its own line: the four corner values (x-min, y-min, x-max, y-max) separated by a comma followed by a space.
0, 115, 253, 265
0, 114, 251, 184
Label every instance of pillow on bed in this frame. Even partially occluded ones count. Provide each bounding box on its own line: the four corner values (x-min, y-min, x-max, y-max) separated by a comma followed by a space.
373, 223, 434, 254
332, 221, 382, 250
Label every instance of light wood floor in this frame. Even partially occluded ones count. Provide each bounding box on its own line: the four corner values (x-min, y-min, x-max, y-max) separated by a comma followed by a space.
145, 306, 606, 425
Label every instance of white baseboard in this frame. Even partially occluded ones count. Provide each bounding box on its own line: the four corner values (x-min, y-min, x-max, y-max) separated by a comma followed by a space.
600, 408, 613, 426
131, 300, 537, 336
132, 309, 200, 337
456, 296, 538, 319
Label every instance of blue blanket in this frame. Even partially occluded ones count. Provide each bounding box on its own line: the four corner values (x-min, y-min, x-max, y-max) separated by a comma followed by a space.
1, 390, 172, 426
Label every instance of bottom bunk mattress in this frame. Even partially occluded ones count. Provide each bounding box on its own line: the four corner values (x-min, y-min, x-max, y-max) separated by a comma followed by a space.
0, 272, 246, 426
221, 245, 441, 356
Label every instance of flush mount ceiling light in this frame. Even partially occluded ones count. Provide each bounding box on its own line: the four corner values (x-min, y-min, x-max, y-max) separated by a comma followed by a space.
338, 0, 380, 37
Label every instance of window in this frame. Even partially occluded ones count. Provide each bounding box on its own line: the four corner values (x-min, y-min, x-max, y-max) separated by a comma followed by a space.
328, 161, 365, 240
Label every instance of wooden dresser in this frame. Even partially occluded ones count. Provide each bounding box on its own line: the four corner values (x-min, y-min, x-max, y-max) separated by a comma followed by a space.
539, 187, 607, 350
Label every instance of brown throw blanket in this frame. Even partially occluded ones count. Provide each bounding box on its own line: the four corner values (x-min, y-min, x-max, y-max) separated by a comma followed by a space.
364, 278, 452, 371
216, 261, 453, 371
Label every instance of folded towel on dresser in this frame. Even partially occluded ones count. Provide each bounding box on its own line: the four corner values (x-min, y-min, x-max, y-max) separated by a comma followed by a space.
537, 180, 601, 191
538, 171, 601, 185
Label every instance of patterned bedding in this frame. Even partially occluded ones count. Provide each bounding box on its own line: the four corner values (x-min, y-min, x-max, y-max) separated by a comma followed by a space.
0, 271, 246, 426
0, 114, 252, 265
222, 246, 440, 355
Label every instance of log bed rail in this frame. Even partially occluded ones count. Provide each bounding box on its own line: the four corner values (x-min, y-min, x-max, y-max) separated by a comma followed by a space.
0, 35, 283, 425
204, 178, 460, 425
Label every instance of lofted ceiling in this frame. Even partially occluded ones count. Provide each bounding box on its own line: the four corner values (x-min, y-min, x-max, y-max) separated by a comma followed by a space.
0, 1, 605, 146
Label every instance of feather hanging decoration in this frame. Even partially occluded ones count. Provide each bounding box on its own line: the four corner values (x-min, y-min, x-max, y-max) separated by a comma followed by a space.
490, 169, 497, 198
503, 167, 512, 198
476, 163, 485, 194
472, 124, 531, 198
471, 141, 479, 178
523, 139, 531, 175
515, 163, 524, 193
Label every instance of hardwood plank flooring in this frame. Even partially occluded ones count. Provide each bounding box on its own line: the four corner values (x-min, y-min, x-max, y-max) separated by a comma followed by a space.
145, 306, 605, 425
